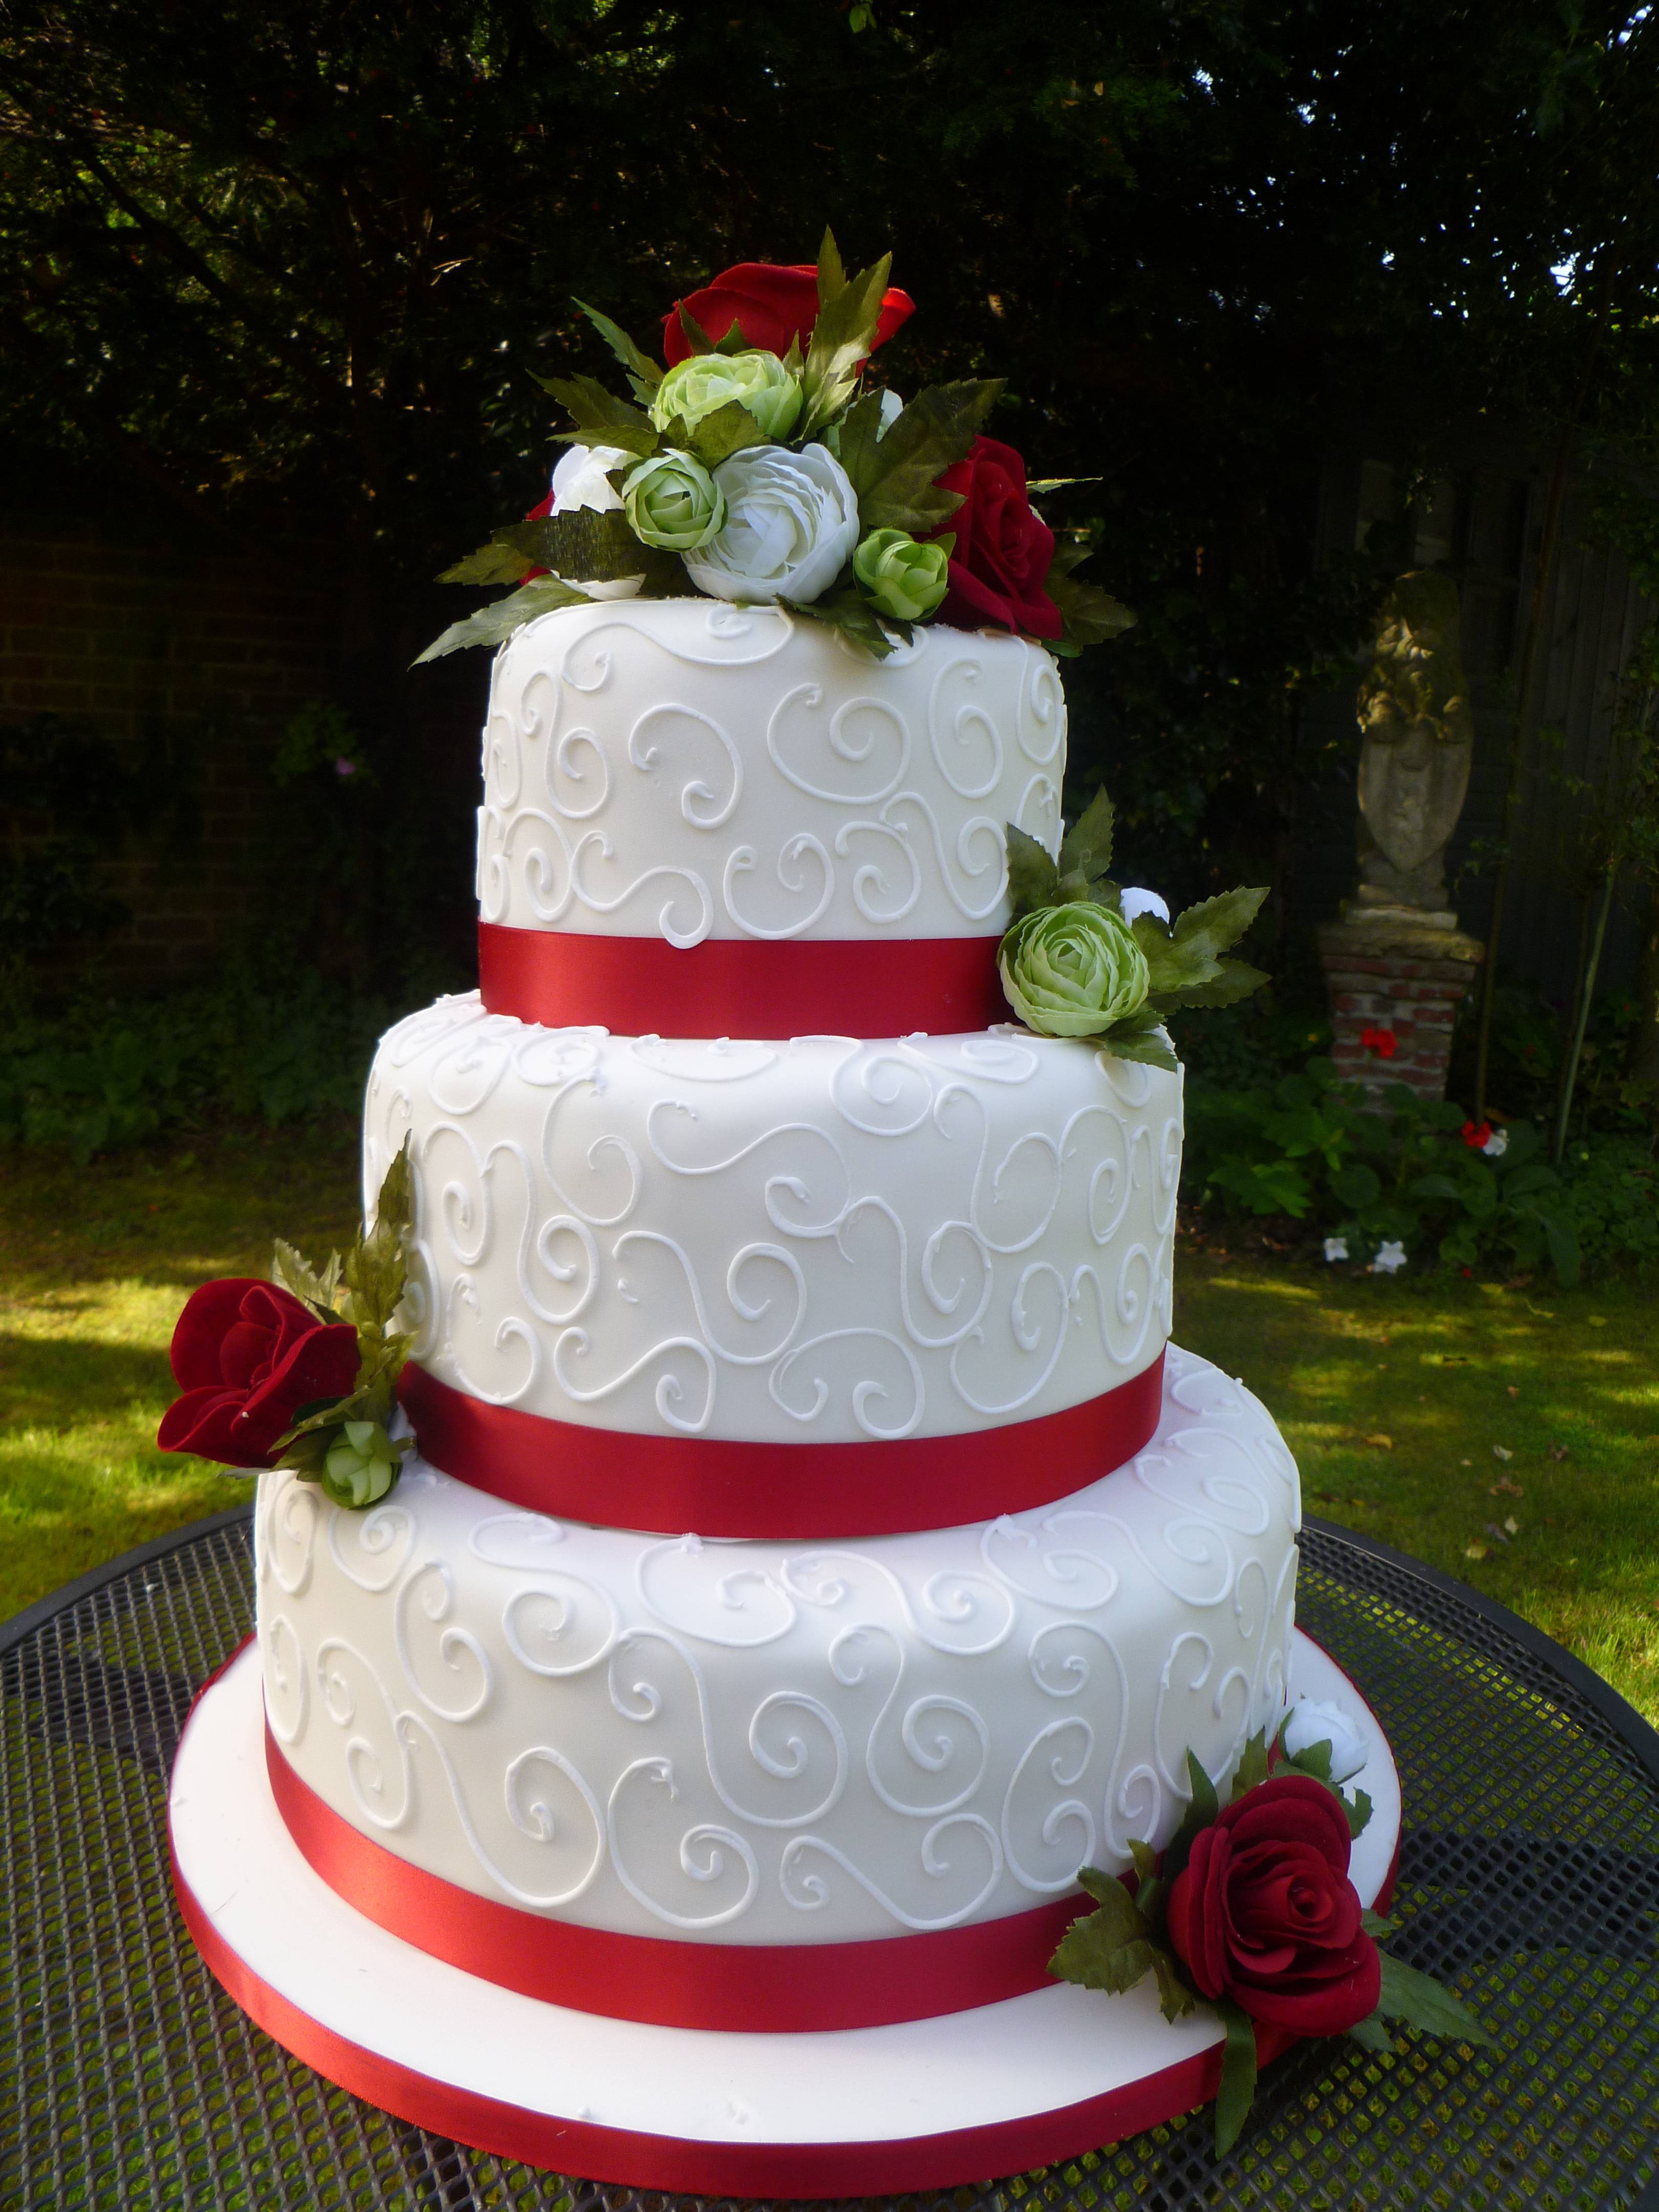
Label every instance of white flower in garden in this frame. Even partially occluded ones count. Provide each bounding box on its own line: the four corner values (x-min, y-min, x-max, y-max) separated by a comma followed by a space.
1482, 1126, 1509, 1158
1370, 1239, 1408, 1275
1323, 1236, 1349, 1264
1119, 886, 1172, 926
684, 442, 861, 607
1282, 1696, 1369, 1783
549, 443, 630, 514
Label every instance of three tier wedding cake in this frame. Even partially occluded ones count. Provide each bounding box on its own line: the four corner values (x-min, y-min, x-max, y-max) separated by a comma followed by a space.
163, 242, 1422, 2193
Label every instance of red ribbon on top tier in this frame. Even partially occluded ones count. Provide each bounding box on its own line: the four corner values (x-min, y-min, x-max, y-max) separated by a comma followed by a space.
398, 1348, 1166, 1541
264, 1720, 1087, 2033
478, 921, 1009, 1038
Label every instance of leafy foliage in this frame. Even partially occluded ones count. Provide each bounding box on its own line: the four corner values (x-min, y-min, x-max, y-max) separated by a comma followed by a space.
1178, 1056, 1653, 1285
838, 380, 1002, 535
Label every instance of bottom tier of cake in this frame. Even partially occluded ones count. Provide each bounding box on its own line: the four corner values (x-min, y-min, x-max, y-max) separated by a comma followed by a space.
251, 1346, 1301, 1961
169, 1629, 1400, 2193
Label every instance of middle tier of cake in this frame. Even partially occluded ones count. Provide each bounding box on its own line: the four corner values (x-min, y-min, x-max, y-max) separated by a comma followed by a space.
370, 995, 1179, 1482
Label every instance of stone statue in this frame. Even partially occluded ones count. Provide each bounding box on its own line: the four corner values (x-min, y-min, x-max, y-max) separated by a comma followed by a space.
1352, 569, 1474, 927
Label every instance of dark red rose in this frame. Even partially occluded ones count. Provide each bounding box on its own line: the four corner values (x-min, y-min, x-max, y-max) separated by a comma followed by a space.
157, 1279, 359, 1467
1163, 1773, 1380, 2035
927, 437, 1061, 641
661, 261, 914, 367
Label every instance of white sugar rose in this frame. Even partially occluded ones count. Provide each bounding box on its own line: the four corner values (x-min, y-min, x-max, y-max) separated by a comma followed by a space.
1282, 1695, 1369, 1784
549, 442, 629, 514
683, 443, 860, 607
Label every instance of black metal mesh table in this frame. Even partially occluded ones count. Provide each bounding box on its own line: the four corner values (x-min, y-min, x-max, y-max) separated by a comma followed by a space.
4, 1507, 1658, 2212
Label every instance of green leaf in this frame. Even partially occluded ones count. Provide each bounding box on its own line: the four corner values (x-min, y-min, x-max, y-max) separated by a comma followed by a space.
532, 371, 658, 457
342, 1138, 413, 1334
1213, 2000, 1260, 2158
779, 588, 907, 660
841, 381, 1004, 536
1027, 476, 1103, 494
1331, 1162, 1385, 1209
1125, 1837, 1159, 1888
1049, 1868, 1157, 1995
1346, 2013, 1395, 2054
1162, 1750, 1220, 1887
661, 399, 772, 468
437, 539, 541, 587
1345, 1784, 1373, 1840
1057, 786, 1115, 884
1147, 959, 1270, 1013
271, 1238, 342, 1320
672, 303, 716, 355
1048, 564, 1138, 649
817, 226, 847, 306
1148, 1945, 1198, 2022
1407, 1172, 1462, 1201
414, 577, 598, 665
1361, 1909, 1398, 1940
1173, 885, 1269, 965
1098, 1024, 1180, 1073
1375, 1953, 1496, 2047
1501, 1162, 1559, 1198
1286, 1736, 1334, 1782
574, 297, 663, 400
1004, 825, 1061, 921
1228, 1727, 1270, 1799
442, 511, 651, 589
799, 246, 895, 437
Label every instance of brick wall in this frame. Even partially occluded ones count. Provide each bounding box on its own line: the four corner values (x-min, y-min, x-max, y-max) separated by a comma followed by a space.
1, 514, 342, 985
1319, 943, 1482, 1101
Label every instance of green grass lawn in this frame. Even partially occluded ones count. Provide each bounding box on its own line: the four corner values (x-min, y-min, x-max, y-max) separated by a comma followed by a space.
3, 1127, 1656, 1722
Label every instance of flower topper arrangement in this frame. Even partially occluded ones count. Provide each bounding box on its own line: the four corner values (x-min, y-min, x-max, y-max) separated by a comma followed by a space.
418, 231, 1134, 665
1050, 1713, 1492, 2156
998, 786, 1270, 1068
156, 1144, 416, 1511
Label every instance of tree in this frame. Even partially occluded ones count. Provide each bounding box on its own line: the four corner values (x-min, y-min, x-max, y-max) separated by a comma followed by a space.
4, 0, 1658, 913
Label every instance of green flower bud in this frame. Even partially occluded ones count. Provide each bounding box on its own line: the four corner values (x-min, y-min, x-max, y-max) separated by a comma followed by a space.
998, 902, 1152, 1037
852, 527, 953, 622
322, 1418, 401, 1509
622, 450, 726, 551
651, 350, 803, 440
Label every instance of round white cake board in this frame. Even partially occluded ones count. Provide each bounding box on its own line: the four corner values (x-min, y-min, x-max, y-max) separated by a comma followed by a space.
169, 1631, 1400, 2196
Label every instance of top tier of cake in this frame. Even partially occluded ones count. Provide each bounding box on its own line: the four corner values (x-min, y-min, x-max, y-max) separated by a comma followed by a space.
476, 600, 1064, 949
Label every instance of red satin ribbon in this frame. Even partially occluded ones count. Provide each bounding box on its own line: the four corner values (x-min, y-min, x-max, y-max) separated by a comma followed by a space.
478, 920, 1009, 1038
263, 1720, 1086, 2033
399, 1348, 1166, 1540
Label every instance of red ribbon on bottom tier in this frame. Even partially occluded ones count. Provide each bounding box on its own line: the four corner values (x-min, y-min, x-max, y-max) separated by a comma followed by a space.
398, 1347, 1166, 1540
477, 920, 1011, 1038
264, 1720, 1086, 2032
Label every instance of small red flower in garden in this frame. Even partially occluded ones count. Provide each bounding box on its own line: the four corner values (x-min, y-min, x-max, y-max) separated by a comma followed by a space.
1462, 1119, 1492, 1150
927, 436, 1062, 640
1359, 1025, 1397, 1058
661, 260, 915, 366
1163, 1773, 1381, 2034
157, 1280, 359, 1467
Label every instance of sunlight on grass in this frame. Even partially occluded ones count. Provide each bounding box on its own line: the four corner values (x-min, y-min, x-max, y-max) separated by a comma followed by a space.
0, 1124, 363, 1619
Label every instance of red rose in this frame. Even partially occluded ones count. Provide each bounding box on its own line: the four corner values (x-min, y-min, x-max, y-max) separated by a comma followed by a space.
927, 437, 1061, 641
1163, 1773, 1380, 2035
157, 1279, 359, 1467
661, 261, 914, 367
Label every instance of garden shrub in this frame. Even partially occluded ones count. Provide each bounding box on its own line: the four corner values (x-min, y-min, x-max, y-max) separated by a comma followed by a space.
1183, 1056, 1658, 1285
0, 968, 400, 1164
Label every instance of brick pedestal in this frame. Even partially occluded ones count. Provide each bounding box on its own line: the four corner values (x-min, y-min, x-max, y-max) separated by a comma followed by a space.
1317, 918, 1484, 1102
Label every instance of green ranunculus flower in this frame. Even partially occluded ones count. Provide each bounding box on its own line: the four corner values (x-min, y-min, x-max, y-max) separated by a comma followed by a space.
999, 901, 1152, 1037
622, 450, 726, 551
852, 527, 953, 622
322, 1419, 401, 1509
651, 349, 803, 440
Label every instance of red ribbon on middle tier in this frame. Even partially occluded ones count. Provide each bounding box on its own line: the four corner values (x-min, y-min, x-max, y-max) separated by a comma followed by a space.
478, 920, 1010, 1038
398, 1348, 1167, 1540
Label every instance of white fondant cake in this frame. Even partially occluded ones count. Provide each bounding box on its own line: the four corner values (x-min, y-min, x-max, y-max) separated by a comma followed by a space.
476, 601, 1065, 944
256, 1346, 1296, 1945
231, 590, 1320, 2182
367, 996, 1179, 1444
